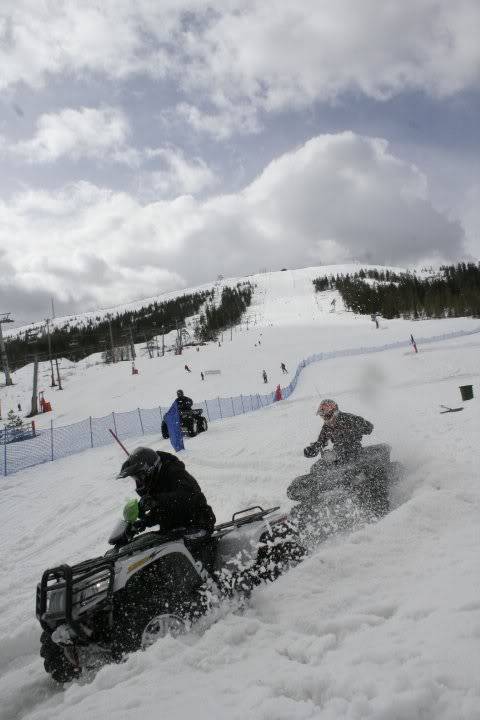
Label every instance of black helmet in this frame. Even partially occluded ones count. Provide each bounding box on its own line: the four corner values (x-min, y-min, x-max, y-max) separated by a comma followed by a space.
176, 389, 184, 397
117, 447, 161, 494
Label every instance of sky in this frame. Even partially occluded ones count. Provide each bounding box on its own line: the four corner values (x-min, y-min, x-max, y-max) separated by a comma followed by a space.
1, 0, 480, 325
1, 268, 479, 719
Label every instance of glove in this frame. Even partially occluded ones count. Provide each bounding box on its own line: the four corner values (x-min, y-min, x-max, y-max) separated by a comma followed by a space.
304, 445, 318, 458
132, 519, 147, 533
138, 495, 154, 516
138, 495, 160, 528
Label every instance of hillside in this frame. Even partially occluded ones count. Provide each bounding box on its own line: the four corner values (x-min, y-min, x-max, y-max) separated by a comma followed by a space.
0, 265, 479, 720
2, 265, 479, 431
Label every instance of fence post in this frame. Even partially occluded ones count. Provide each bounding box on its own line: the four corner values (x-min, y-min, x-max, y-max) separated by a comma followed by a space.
112, 411, 118, 434
89, 416, 94, 448
50, 419, 54, 461
257, 393, 261, 408
240, 394, 245, 413
159, 406, 163, 420
138, 408, 144, 434
3, 425, 7, 476
231, 397, 235, 416
217, 397, 222, 418
204, 401, 210, 421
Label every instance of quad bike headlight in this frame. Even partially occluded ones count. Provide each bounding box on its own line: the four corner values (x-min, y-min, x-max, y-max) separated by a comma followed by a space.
45, 587, 66, 615
72, 570, 111, 611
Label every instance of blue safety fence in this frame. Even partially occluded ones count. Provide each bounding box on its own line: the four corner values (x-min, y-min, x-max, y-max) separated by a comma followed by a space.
2, 324, 479, 477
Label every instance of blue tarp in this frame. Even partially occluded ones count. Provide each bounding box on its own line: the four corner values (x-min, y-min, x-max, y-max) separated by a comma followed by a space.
163, 401, 185, 452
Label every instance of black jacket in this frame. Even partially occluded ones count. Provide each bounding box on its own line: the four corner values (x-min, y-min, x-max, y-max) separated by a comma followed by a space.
307, 412, 373, 460
139, 451, 216, 533
176, 395, 193, 416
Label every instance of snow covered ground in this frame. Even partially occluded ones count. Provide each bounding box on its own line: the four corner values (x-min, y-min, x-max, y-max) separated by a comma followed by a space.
2, 265, 479, 430
1, 266, 480, 720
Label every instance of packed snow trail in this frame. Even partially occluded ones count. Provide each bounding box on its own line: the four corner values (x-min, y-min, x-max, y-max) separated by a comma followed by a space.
1, 321, 480, 719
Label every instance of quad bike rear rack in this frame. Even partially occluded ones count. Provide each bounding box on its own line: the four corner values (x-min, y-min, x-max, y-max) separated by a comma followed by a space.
213, 505, 280, 534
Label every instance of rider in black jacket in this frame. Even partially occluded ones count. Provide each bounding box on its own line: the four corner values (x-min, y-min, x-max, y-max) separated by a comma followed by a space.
304, 399, 373, 461
176, 389, 194, 433
118, 447, 216, 534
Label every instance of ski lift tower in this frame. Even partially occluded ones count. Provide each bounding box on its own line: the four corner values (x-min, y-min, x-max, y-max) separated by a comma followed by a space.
0, 313, 14, 385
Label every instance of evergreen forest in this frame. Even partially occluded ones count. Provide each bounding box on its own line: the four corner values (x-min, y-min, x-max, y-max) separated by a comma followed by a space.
313, 263, 480, 319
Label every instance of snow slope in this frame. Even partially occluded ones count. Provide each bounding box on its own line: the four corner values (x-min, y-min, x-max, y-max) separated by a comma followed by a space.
2, 265, 479, 431
1, 266, 479, 720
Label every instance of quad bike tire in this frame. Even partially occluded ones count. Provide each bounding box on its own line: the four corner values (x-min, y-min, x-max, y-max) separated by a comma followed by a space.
161, 421, 169, 439
186, 423, 197, 438
40, 631, 79, 684
112, 593, 196, 655
197, 416, 208, 434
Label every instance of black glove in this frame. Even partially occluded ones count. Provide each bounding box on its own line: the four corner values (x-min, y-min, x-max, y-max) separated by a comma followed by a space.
304, 445, 318, 458
125, 519, 147, 539
132, 519, 147, 533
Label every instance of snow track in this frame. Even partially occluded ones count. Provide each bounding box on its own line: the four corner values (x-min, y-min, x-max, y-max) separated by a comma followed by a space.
1, 268, 480, 720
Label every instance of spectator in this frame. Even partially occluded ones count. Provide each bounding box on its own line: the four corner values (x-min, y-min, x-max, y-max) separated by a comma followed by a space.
201, 372, 205, 381
280, 362, 288, 374
262, 370, 268, 383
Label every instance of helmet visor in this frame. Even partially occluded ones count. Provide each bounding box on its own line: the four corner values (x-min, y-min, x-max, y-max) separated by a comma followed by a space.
131, 474, 148, 494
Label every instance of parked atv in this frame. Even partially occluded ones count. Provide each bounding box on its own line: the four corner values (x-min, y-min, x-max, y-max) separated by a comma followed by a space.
161, 408, 208, 439
287, 444, 403, 544
36, 505, 303, 683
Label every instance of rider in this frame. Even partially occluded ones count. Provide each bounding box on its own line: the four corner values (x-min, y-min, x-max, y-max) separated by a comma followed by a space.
304, 399, 373, 462
117, 447, 216, 535
176, 389, 194, 434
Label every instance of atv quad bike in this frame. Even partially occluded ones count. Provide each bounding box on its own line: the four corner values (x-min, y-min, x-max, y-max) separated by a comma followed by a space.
287, 443, 403, 544
161, 407, 208, 439
36, 505, 303, 683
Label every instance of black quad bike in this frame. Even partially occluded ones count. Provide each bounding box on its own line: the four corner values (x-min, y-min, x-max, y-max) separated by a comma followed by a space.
36, 505, 303, 683
287, 444, 403, 544
161, 408, 208, 439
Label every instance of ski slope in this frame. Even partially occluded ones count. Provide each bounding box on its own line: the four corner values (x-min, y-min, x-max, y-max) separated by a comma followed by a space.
2, 265, 479, 431
1, 266, 480, 720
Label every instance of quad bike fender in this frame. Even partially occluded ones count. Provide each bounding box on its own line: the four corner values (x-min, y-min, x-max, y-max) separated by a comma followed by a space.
113, 541, 206, 591
213, 509, 292, 571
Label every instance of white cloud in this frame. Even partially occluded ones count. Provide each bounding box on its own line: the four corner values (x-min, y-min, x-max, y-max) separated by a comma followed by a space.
10, 107, 138, 165
145, 146, 217, 196
0, 133, 467, 315
2, 2, 480, 134
175, 101, 262, 140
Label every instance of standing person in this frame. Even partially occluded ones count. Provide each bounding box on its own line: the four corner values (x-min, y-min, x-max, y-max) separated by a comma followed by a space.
262, 369, 268, 383
201, 372, 205, 381
303, 399, 373, 461
117, 447, 216, 534
184, 364, 191, 373
280, 362, 288, 374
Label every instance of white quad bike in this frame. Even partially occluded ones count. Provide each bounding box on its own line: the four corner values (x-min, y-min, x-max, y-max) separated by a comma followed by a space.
287, 444, 403, 544
36, 504, 303, 683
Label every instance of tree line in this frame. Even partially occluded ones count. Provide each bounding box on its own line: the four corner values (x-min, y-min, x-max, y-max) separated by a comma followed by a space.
313, 263, 480, 319
194, 283, 254, 342
6, 289, 214, 371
